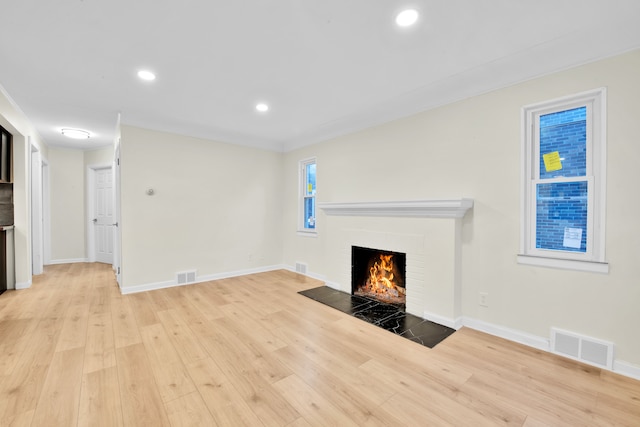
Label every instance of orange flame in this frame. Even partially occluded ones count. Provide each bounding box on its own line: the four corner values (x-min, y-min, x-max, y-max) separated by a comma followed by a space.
369, 254, 397, 293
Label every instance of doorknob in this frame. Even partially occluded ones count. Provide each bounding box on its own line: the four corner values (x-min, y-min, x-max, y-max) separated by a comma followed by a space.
112, 222, 118, 227
92, 218, 97, 223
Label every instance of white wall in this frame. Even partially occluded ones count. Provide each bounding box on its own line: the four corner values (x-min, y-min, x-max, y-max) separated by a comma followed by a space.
119, 125, 284, 289
282, 50, 640, 368
45, 146, 115, 264
48, 147, 86, 262
84, 146, 114, 167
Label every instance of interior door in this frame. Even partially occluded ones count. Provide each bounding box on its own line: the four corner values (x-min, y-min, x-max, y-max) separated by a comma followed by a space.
94, 167, 114, 264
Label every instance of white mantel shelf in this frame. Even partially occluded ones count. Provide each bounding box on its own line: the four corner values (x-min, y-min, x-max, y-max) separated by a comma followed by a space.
317, 199, 474, 219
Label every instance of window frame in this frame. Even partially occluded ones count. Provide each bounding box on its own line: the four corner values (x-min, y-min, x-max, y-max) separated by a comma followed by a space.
518, 88, 608, 273
298, 157, 317, 237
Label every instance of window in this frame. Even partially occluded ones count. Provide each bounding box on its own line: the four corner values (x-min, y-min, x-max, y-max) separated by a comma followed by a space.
299, 158, 316, 234
519, 88, 608, 273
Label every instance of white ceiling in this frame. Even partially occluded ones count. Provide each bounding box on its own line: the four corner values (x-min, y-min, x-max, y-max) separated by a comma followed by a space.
1, 1, 639, 152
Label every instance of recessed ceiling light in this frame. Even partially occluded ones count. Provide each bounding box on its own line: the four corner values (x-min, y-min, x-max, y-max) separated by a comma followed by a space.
61, 128, 91, 139
256, 103, 269, 112
396, 9, 419, 27
137, 70, 156, 81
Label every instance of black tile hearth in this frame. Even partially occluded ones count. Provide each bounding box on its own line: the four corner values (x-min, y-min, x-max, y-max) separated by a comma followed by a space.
298, 286, 455, 349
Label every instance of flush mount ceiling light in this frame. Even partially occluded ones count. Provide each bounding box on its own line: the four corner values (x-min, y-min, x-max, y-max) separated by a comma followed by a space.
396, 9, 419, 27
61, 128, 91, 139
255, 103, 269, 113
137, 70, 156, 81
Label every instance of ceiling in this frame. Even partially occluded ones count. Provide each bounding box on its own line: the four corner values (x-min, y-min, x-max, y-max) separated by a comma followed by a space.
1, 1, 639, 152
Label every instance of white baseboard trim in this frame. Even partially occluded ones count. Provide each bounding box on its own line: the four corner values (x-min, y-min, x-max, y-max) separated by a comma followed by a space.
323, 280, 342, 291
282, 265, 332, 284
422, 311, 460, 330
48, 258, 89, 265
119, 264, 287, 295
15, 280, 32, 290
120, 279, 176, 295
460, 316, 640, 381
613, 360, 640, 381
461, 316, 550, 351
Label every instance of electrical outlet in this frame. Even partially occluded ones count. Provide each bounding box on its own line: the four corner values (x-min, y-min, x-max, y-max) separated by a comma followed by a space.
479, 292, 489, 307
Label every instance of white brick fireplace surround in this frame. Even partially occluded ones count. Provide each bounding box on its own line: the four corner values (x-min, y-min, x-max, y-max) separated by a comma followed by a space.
317, 199, 473, 328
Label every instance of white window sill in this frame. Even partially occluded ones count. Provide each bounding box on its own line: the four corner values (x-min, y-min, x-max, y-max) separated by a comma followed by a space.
517, 254, 609, 274
297, 230, 318, 238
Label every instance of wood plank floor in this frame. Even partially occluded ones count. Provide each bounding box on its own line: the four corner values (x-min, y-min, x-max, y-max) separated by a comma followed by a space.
0, 263, 638, 426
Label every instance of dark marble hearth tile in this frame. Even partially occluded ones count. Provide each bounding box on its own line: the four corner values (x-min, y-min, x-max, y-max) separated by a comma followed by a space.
298, 286, 338, 301
298, 286, 455, 348
400, 320, 456, 348
352, 302, 399, 324
375, 311, 426, 334
298, 287, 376, 315
324, 295, 375, 315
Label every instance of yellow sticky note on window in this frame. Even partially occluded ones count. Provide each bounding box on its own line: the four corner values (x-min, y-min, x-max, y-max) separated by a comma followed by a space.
307, 183, 312, 193
543, 151, 563, 172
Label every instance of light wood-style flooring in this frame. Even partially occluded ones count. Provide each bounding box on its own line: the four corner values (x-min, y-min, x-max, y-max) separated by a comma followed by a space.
0, 263, 638, 426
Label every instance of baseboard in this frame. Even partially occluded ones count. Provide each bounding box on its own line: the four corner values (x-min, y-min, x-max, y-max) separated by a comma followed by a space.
119, 264, 287, 295
461, 316, 550, 351
422, 311, 460, 330
120, 279, 176, 295
460, 316, 640, 381
323, 279, 342, 290
282, 265, 332, 285
48, 258, 89, 265
613, 360, 640, 381
15, 280, 32, 290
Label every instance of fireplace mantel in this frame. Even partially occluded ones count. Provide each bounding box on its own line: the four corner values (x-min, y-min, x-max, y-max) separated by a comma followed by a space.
317, 199, 473, 219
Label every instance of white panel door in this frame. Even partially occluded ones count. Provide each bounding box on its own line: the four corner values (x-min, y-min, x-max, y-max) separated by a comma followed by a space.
94, 167, 114, 264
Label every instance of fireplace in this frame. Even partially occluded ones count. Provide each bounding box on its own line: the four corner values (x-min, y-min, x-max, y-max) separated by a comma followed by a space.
351, 246, 406, 307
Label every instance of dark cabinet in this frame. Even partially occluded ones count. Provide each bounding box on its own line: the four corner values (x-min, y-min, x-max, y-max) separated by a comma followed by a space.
0, 127, 10, 183
0, 126, 12, 226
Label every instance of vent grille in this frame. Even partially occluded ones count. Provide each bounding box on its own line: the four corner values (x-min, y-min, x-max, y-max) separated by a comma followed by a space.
551, 328, 613, 369
295, 262, 307, 274
176, 270, 197, 285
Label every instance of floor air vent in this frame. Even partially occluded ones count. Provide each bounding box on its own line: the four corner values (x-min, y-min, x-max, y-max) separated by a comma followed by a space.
295, 262, 307, 274
176, 270, 197, 285
551, 328, 613, 369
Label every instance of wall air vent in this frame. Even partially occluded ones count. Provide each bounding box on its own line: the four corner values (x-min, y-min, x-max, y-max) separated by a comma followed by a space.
551, 328, 613, 369
295, 262, 307, 275
176, 270, 197, 285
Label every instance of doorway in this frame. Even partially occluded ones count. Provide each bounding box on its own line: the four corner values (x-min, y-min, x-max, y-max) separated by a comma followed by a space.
87, 165, 114, 264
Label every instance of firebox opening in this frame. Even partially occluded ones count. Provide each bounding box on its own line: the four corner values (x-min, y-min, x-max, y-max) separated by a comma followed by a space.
351, 246, 406, 307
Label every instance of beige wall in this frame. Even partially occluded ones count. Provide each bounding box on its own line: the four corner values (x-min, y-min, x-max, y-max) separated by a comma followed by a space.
48, 147, 86, 261
84, 146, 114, 168
46, 146, 115, 263
119, 125, 284, 289
282, 50, 640, 367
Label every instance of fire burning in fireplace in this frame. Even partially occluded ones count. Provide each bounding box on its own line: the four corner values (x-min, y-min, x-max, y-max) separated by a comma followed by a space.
352, 246, 406, 306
